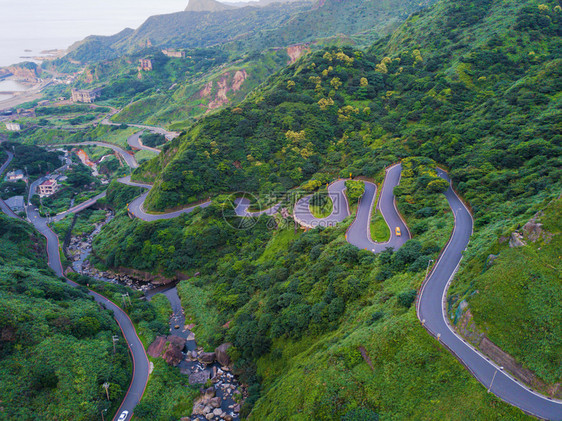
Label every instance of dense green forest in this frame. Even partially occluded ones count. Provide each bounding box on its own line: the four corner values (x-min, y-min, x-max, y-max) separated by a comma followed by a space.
6, 0, 560, 418
0, 215, 131, 420
138, 0, 560, 218
64, 0, 435, 63
99, 0, 559, 416
5, 142, 62, 177
93, 155, 530, 418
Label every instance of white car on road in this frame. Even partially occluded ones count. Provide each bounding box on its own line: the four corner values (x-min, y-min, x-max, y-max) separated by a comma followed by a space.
118, 411, 129, 421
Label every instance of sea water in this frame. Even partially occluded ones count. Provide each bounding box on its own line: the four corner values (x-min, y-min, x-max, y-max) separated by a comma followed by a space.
0, 0, 186, 67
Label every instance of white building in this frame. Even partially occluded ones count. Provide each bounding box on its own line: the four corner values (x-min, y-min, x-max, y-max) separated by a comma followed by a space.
5, 122, 21, 131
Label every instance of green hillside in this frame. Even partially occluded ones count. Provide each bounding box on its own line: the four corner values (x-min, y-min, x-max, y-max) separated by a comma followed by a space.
139, 0, 561, 216
53, 0, 438, 127
0, 215, 131, 420
111, 0, 560, 414
93, 158, 528, 418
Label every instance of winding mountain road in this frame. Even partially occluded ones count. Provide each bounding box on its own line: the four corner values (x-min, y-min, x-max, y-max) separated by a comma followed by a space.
127, 131, 162, 154
25, 204, 150, 421
346, 163, 410, 252
293, 179, 350, 228
52, 141, 139, 169
7, 136, 562, 419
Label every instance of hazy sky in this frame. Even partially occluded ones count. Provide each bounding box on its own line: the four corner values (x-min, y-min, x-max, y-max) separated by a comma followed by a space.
0, 0, 187, 41
0, 0, 188, 65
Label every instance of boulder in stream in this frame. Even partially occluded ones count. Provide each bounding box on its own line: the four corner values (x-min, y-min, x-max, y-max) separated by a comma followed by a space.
215, 343, 232, 366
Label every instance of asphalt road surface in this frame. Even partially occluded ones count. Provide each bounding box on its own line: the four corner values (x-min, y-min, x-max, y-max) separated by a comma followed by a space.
297, 165, 562, 420
25, 202, 150, 421
346, 163, 410, 252
118, 176, 212, 221
53, 141, 139, 169
127, 131, 162, 154
233, 196, 281, 217
293, 179, 350, 228
9, 136, 562, 419
51, 191, 107, 222
101, 117, 180, 141
417, 168, 562, 421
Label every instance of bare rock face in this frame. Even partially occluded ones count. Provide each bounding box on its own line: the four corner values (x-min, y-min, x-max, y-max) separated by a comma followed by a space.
209, 397, 221, 408
215, 343, 232, 366
509, 232, 526, 248
168, 335, 187, 350
163, 342, 184, 366
522, 220, 543, 242
199, 352, 216, 364
147, 336, 167, 358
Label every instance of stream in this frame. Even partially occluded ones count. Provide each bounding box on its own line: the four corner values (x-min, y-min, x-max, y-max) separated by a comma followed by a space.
66, 213, 243, 420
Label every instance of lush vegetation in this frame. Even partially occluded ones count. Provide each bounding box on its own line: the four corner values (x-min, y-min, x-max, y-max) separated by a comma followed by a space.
139, 0, 560, 217
4, 142, 62, 177
450, 197, 562, 387
345, 180, 365, 207
134, 359, 200, 420
141, 132, 167, 148
8, 0, 561, 418
35, 162, 103, 217
0, 215, 131, 420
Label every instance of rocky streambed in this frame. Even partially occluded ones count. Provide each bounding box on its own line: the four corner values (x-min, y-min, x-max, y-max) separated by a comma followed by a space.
146, 287, 246, 421
66, 213, 246, 420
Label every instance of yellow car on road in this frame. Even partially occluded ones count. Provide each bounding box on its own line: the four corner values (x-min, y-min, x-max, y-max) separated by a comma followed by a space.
395, 227, 401, 237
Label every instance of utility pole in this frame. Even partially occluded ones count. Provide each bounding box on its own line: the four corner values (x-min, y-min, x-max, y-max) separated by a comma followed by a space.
424, 259, 435, 282
112, 335, 119, 354
102, 382, 110, 400
101, 409, 107, 421
121, 293, 131, 307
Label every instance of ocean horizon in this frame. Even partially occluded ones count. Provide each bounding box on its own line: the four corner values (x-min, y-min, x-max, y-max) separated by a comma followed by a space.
0, 0, 187, 68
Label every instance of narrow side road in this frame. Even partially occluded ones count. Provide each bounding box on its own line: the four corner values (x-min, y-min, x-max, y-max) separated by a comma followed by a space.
119, 176, 212, 221
127, 131, 162, 154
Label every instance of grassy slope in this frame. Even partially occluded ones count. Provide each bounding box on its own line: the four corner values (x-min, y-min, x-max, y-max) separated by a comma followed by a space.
450, 198, 562, 385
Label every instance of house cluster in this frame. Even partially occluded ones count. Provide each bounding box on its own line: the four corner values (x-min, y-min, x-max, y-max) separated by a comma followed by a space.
5, 169, 24, 181
3, 170, 26, 214
71, 87, 102, 103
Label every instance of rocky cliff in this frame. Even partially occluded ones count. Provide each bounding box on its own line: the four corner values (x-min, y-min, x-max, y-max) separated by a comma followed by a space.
6, 63, 41, 82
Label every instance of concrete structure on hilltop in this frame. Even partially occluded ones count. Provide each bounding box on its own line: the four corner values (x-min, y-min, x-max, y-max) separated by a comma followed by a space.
5, 122, 21, 131
6, 169, 24, 181
38, 179, 58, 196
71, 88, 102, 103
139, 58, 153, 71
162, 49, 186, 59
5, 196, 24, 213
